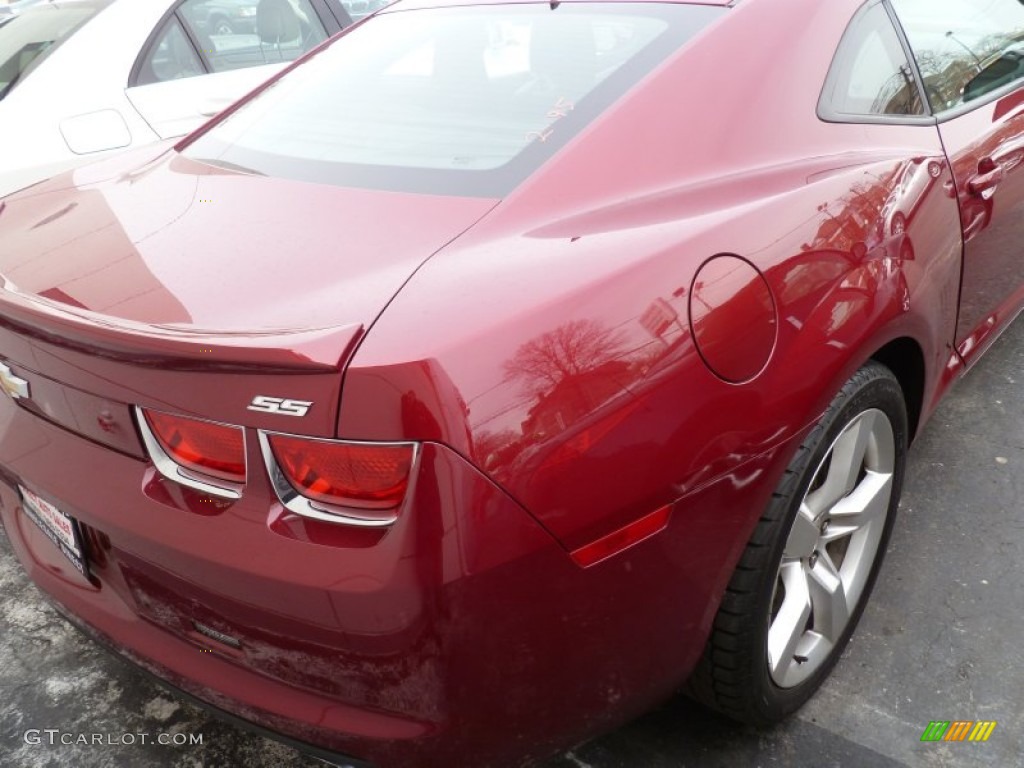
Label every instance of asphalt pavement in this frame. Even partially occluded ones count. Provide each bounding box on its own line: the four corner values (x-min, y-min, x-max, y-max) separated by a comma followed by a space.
3, 317, 1024, 768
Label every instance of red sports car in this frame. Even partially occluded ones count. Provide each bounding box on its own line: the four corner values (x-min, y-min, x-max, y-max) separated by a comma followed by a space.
1, 0, 1022, 764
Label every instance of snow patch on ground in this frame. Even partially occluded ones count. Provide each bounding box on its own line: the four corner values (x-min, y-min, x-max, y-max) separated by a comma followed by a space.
1, 596, 52, 632
44, 669, 105, 699
142, 697, 180, 722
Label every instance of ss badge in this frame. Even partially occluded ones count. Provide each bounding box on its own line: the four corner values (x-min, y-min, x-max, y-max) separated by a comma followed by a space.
247, 396, 313, 417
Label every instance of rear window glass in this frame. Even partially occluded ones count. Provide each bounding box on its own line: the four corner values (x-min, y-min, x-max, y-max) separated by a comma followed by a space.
183, 3, 723, 197
820, 0, 924, 119
0, 0, 111, 100
339, 0, 391, 22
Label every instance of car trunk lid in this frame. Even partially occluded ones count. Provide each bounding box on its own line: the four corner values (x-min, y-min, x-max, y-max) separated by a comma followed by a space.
0, 149, 497, 436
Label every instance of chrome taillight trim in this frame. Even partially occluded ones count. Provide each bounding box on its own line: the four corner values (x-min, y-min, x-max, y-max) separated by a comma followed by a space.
134, 406, 245, 500
257, 430, 418, 528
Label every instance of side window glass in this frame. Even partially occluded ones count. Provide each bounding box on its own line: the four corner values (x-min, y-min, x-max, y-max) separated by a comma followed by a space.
891, 0, 1024, 114
179, 0, 328, 73
137, 16, 204, 85
821, 1, 924, 119
340, 0, 391, 23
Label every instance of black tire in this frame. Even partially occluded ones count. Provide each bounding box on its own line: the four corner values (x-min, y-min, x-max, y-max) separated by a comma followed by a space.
687, 361, 908, 724
209, 15, 234, 35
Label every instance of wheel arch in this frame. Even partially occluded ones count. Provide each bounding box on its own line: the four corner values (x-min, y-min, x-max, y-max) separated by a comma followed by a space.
869, 336, 926, 443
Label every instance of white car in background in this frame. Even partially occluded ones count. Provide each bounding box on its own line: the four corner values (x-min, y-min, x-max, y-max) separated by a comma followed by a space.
0, 0, 354, 198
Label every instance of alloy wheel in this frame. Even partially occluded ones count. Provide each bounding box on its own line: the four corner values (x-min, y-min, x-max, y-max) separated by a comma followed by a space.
767, 408, 895, 688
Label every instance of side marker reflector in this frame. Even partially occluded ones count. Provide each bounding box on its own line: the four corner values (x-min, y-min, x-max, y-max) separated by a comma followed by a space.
570, 504, 672, 568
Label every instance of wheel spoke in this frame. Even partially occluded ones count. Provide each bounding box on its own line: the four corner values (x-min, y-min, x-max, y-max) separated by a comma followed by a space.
807, 550, 849, 642
784, 502, 820, 559
805, 411, 877, 516
767, 562, 811, 684
822, 470, 892, 542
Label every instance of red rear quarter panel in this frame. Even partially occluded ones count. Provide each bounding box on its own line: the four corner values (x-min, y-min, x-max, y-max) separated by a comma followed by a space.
339, 0, 961, 573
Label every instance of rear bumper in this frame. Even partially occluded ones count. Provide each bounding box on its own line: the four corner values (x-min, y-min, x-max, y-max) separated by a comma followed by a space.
49, 599, 375, 768
0, 392, 793, 766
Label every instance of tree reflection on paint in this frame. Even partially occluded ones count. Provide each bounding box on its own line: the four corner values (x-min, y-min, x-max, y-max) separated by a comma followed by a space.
503, 318, 627, 399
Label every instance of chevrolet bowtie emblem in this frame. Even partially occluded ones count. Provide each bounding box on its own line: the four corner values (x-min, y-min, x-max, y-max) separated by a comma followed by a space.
0, 363, 29, 400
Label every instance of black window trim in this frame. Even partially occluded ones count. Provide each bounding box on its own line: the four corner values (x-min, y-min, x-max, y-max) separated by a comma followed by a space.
178, 8, 215, 74
309, 0, 351, 30
128, 0, 351, 89
817, 0, 936, 127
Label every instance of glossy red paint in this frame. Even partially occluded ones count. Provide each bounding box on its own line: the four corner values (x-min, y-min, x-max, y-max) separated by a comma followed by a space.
338, 0, 962, 551
0, 400, 773, 766
0, 146, 496, 437
0, 0, 1019, 764
940, 91, 1024, 366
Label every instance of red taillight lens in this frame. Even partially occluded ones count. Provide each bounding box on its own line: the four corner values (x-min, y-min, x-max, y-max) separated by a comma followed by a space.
143, 410, 246, 483
268, 435, 413, 509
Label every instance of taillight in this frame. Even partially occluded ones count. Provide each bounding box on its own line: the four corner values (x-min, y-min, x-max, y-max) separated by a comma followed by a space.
269, 435, 413, 508
261, 433, 416, 526
140, 408, 246, 484
135, 405, 416, 524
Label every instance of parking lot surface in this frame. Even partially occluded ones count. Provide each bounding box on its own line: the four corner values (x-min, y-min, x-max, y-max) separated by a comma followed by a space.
3, 318, 1023, 768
